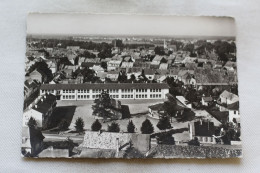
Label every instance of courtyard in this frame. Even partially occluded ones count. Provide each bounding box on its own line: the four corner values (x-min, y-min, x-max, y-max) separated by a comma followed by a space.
51, 99, 191, 141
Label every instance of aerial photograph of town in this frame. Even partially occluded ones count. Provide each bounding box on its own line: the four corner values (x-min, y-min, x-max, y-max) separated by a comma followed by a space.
22, 14, 242, 159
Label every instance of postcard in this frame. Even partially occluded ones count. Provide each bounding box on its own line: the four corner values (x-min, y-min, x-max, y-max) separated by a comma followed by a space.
22, 13, 241, 158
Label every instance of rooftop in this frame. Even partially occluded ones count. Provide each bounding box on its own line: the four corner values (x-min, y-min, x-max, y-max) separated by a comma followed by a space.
40, 83, 170, 90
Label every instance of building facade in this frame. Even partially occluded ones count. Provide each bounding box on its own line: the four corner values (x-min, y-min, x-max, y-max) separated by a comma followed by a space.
40, 83, 170, 101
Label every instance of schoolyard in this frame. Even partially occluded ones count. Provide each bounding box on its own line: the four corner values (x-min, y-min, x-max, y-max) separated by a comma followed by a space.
54, 99, 190, 141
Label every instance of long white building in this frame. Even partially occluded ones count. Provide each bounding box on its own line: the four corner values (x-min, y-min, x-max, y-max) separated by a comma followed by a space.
40, 83, 170, 100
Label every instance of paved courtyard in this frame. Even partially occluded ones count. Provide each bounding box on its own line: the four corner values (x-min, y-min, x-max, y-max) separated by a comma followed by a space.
55, 99, 191, 140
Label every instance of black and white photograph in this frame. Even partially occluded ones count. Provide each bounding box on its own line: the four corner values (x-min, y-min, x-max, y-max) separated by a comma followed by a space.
22, 13, 242, 159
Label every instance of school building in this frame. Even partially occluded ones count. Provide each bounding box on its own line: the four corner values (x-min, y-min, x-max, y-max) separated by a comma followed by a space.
40, 83, 170, 100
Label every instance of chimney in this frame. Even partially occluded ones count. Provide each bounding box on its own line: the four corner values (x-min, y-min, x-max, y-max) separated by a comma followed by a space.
116, 138, 119, 158
35, 105, 38, 108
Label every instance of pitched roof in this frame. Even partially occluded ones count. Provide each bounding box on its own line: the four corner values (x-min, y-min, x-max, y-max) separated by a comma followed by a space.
202, 97, 213, 102
40, 83, 170, 90
227, 101, 239, 110
193, 121, 215, 137
220, 90, 239, 102
159, 63, 168, 70
33, 94, 56, 114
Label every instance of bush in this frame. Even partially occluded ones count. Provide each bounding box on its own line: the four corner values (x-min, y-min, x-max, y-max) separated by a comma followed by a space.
74, 117, 84, 133
107, 122, 120, 132
127, 120, 135, 133
188, 137, 200, 146
157, 116, 172, 130
141, 119, 154, 134
91, 119, 102, 131
27, 117, 37, 128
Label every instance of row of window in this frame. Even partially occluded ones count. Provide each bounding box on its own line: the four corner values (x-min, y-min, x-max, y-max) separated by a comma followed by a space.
136, 94, 147, 98
150, 89, 161, 92
42, 90, 54, 93
150, 94, 161, 98
108, 89, 119, 93
63, 90, 75, 93
197, 136, 214, 142
111, 95, 119, 99
92, 95, 101, 99
93, 89, 103, 93
62, 95, 75, 99
121, 95, 134, 98
78, 89, 89, 93
136, 89, 147, 92
121, 89, 133, 93
78, 95, 90, 99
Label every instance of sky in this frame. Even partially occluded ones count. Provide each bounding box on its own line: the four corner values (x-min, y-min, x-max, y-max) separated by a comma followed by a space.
27, 13, 236, 37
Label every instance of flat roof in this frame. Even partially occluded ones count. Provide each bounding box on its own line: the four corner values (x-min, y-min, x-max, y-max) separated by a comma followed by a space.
40, 83, 170, 90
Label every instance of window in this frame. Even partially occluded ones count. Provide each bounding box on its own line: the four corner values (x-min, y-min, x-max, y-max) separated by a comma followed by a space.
136, 95, 138, 98
63, 95, 65, 99
84, 95, 86, 99
78, 95, 80, 99
234, 111, 236, 114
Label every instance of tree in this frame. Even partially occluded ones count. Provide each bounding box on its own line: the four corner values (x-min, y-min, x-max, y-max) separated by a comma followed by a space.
107, 122, 120, 132
91, 119, 102, 131
188, 137, 200, 146
92, 91, 112, 119
118, 71, 127, 83
130, 74, 136, 82
154, 46, 165, 55
27, 117, 37, 128
127, 120, 135, 133
101, 61, 107, 70
58, 119, 69, 131
157, 116, 172, 131
163, 100, 177, 122
141, 119, 154, 134
74, 117, 84, 133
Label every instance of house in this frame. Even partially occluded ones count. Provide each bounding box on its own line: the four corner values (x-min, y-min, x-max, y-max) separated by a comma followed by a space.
66, 46, 80, 51
24, 79, 40, 101
29, 69, 48, 83
106, 71, 119, 81
107, 60, 122, 71
76, 73, 84, 83
120, 62, 134, 69
81, 62, 101, 69
23, 94, 56, 128
188, 120, 217, 144
159, 63, 168, 70
92, 65, 105, 73
174, 55, 185, 64
224, 61, 236, 71
176, 96, 192, 108
217, 101, 240, 125
227, 101, 240, 124
201, 96, 213, 106
219, 90, 239, 105
152, 55, 162, 65
97, 72, 107, 82
63, 68, 73, 79
143, 69, 156, 80
80, 131, 151, 158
